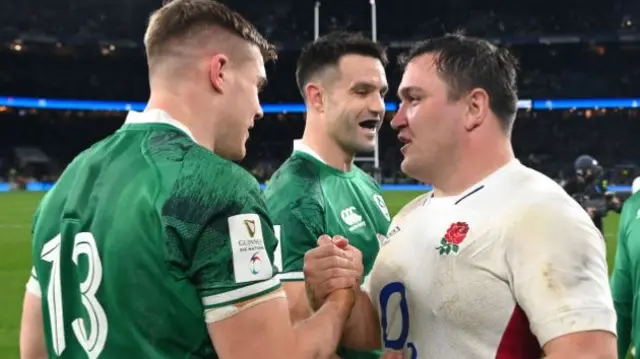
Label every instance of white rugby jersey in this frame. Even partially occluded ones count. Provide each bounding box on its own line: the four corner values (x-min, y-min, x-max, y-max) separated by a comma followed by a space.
363, 159, 616, 358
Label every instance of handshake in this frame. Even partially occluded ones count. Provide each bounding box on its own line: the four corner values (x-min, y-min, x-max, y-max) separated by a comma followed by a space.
303, 234, 364, 311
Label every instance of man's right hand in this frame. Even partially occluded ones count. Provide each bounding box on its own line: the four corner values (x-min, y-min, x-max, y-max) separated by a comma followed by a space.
304, 235, 363, 311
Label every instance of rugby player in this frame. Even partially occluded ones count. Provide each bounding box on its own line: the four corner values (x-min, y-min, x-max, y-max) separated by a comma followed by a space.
264, 31, 391, 359
611, 189, 640, 358
19, 1, 358, 358
304, 33, 617, 359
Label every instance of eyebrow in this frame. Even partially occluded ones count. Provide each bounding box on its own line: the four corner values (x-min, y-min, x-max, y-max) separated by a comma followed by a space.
397, 86, 423, 99
352, 81, 389, 95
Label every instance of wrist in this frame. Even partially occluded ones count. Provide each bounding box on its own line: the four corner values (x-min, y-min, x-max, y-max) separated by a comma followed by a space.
325, 289, 356, 317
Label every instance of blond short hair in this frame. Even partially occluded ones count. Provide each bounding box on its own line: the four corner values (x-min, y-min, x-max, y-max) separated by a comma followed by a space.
144, 0, 276, 69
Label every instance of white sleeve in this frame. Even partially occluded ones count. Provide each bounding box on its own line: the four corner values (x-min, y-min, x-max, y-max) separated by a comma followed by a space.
505, 195, 616, 347
26, 266, 41, 297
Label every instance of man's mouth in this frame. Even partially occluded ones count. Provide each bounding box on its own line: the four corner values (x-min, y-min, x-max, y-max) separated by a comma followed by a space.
358, 119, 380, 130
397, 134, 411, 145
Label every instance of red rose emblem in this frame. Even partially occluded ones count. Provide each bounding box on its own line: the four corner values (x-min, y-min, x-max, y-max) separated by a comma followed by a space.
444, 222, 469, 245
436, 221, 469, 255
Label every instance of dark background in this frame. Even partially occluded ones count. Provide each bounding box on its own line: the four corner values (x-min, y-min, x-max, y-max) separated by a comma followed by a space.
1, 0, 640, 186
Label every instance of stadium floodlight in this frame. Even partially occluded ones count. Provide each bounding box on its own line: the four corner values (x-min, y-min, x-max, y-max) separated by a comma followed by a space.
314, 2, 320, 41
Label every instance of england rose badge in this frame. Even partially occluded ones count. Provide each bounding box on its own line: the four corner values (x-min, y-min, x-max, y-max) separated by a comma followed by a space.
436, 222, 469, 255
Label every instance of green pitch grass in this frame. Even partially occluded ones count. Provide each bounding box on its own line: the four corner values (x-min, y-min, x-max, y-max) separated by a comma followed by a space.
0, 191, 624, 358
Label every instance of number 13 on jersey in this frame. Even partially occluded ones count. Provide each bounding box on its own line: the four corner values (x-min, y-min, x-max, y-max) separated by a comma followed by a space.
40, 232, 108, 358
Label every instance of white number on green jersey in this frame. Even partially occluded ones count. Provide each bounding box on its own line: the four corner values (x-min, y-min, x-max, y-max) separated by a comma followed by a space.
41, 232, 108, 358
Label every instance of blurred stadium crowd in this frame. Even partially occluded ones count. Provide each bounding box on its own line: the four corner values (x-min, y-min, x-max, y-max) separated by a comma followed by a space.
1, 0, 640, 187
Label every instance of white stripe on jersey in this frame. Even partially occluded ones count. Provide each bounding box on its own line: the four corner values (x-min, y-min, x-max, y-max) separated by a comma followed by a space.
277, 272, 304, 281
201, 276, 280, 307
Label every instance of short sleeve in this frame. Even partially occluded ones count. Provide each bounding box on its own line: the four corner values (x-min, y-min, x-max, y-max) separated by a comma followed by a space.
505, 195, 616, 347
267, 192, 324, 281
162, 152, 281, 317
26, 266, 41, 297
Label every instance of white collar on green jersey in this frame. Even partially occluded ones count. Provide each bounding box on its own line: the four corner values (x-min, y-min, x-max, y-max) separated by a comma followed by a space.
124, 109, 198, 144
633, 176, 640, 194
293, 140, 327, 164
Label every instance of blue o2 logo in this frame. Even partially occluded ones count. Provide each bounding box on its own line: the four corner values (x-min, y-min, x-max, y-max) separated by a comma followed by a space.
379, 282, 417, 358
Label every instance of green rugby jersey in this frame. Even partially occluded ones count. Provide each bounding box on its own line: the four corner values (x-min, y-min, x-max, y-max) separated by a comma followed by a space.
264, 143, 391, 359
611, 191, 640, 359
27, 110, 280, 358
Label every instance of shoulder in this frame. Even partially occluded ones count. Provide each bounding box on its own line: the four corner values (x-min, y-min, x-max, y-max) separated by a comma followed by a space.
353, 166, 381, 190
503, 168, 602, 243
519, 167, 585, 215
267, 155, 319, 189
185, 146, 258, 195
623, 192, 640, 212
509, 168, 587, 221
620, 192, 640, 227
391, 192, 431, 225
264, 154, 323, 208
163, 147, 262, 221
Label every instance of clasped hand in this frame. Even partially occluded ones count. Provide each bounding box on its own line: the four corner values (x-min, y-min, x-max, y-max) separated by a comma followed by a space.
303, 234, 364, 310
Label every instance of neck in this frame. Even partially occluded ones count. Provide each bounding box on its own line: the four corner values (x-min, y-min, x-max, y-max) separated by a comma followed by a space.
432, 136, 515, 197
301, 113, 354, 172
146, 85, 216, 151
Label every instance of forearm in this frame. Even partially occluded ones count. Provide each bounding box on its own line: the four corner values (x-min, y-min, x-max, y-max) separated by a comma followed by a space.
341, 289, 381, 351
20, 292, 47, 359
293, 291, 353, 359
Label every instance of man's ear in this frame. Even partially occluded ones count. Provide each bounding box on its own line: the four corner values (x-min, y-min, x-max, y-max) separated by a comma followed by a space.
304, 82, 325, 113
209, 54, 228, 93
464, 88, 489, 132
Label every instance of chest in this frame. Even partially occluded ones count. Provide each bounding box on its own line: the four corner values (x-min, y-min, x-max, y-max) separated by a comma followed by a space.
369, 204, 517, 334
321, 180, 390, 272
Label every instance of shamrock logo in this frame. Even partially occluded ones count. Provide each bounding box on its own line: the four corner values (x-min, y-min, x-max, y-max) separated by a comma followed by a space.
436, 222, 469, 255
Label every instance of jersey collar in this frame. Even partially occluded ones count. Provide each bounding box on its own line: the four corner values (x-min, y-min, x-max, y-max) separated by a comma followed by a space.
124, 109, 198, 144
293, 140, 327, 164
427, 158, 522, 206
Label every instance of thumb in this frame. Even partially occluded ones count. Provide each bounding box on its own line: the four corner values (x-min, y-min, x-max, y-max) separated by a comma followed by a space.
332, 235, 349, 249
317, 234, 333, 246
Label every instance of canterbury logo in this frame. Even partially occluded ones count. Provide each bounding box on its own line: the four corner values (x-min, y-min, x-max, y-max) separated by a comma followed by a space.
341, 206, 362, 226
244, 220, 256, 238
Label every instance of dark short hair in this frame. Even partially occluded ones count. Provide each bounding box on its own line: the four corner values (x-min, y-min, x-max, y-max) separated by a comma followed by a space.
400, 32, 519, 132
295, 31, 388, 97
145, 0, 276, 68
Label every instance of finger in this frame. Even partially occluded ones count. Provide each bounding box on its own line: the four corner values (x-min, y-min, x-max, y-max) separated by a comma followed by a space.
317, 234, 333, 246
311, 255, 360, 272
305, 256, 361, 281
304, 254, 359, 280
305, 243, 351, 261
313, 271, 361, 289
344, 245, 362, 258
319, 277, 359, 293
332, 235, 349, 249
